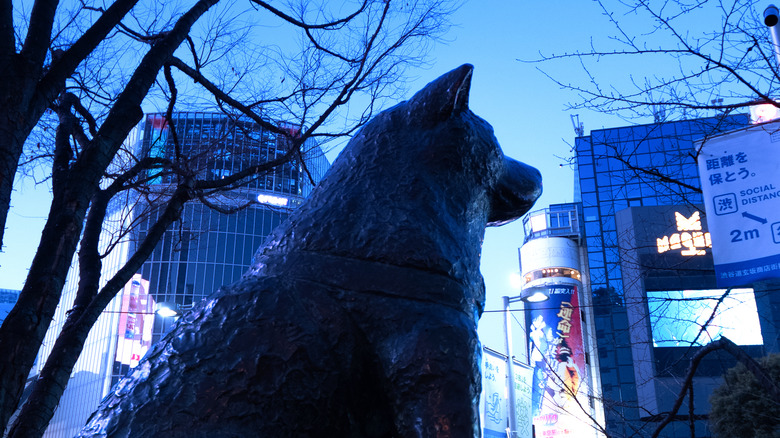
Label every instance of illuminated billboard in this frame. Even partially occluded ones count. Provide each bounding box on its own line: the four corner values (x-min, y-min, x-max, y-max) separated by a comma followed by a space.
655, 211, 712, 256
615, 205, 721, 291
647, 288, 763, 347
256, 193, 289, 207
114, 274, 155, 368
527, 285, 593, 436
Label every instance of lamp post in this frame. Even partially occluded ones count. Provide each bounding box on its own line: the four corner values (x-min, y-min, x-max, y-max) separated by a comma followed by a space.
504, 284, 550, 438
502, 294, 523, 438
765, 5, 780, 68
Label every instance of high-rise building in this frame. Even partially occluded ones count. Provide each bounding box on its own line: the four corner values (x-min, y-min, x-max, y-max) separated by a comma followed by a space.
574, 113, 780, 437
34, 112, 329, 437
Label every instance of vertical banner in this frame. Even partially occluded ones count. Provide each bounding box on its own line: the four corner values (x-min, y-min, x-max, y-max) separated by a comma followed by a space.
696, 123, 780, 287
482, 349, 508, 438
115, 274, 155, 368
527, 284, 591, 437
481, 349, 535, 438
513, 360, 534, 438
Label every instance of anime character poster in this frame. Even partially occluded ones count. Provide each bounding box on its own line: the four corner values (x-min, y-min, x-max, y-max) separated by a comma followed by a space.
527, 284, 591, 437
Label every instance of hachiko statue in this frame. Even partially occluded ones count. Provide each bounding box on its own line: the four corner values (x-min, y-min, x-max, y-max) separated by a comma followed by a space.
79, 64, 542, 437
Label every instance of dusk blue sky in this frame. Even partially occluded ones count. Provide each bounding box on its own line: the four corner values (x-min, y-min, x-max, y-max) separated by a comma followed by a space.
1, 1, 774, 353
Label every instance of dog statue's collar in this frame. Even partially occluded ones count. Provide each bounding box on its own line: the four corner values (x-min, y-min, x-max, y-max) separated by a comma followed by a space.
248, 250, 482, 317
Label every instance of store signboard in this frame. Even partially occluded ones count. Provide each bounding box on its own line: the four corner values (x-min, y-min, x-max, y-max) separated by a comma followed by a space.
696, 122, 780, 286
655, 211, 712, 256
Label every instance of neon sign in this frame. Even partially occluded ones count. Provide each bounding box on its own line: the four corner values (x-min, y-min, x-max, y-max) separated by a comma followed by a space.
257, 193, 289, 207
656, 211, 712, 256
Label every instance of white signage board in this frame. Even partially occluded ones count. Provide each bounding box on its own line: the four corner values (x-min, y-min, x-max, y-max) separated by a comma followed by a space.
481, 349, 534, 438
696, 121, 780, 287
512, 360, 534, 438
481, 349, 508, 438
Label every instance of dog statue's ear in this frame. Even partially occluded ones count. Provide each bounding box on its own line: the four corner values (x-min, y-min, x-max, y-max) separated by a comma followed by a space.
407, 64, 473, 122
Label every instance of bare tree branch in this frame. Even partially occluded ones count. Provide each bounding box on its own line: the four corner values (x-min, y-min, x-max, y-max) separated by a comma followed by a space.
248, 0, 370, 30
0, 1, 456, 434
651, 337, 780, 438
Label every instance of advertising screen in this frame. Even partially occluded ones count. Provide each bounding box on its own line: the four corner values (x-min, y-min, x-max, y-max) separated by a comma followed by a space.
647, 288, 763, 347
114, 274, 155, 368
527, 284, 593, 437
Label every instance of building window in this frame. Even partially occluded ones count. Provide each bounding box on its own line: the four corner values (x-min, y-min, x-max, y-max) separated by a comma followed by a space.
523, 267, 581, 284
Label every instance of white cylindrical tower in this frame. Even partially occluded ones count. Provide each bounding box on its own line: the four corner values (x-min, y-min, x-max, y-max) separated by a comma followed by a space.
518, 204, 604, 438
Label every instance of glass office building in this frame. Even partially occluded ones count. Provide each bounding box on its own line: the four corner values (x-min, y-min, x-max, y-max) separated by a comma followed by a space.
0, 288, 19, 326
573, 113, 780, 437
35, 112, 329, 437
113, 113, 329, 381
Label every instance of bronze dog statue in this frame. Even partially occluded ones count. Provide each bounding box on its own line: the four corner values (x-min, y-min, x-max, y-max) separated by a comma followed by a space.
79, 64, 542, 437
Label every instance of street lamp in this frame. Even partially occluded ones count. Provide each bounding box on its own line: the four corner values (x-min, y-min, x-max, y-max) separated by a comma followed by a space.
765, 5, 780, 67
520, 285, 550, 303
503, 295, 522, 438
155, 302, 180, 318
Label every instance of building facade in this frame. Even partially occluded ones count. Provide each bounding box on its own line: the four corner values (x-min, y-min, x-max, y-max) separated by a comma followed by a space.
574, 113, 780, 437
35, 112, 329, 437
519, 203, 605, 438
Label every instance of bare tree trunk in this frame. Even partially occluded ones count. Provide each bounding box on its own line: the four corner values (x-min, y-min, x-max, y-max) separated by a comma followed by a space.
6, 304, 101, 438
0, 183, 91, 434
0, 75, 52, 255
0, 0, 53, 252
7, 184, 191, 438
0, 0, 140, 254
0, 118, 36, 253
0, 0, 219, 430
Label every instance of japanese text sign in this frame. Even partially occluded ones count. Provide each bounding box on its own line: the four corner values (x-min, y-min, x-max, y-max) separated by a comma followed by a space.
696, 121, 780, 286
